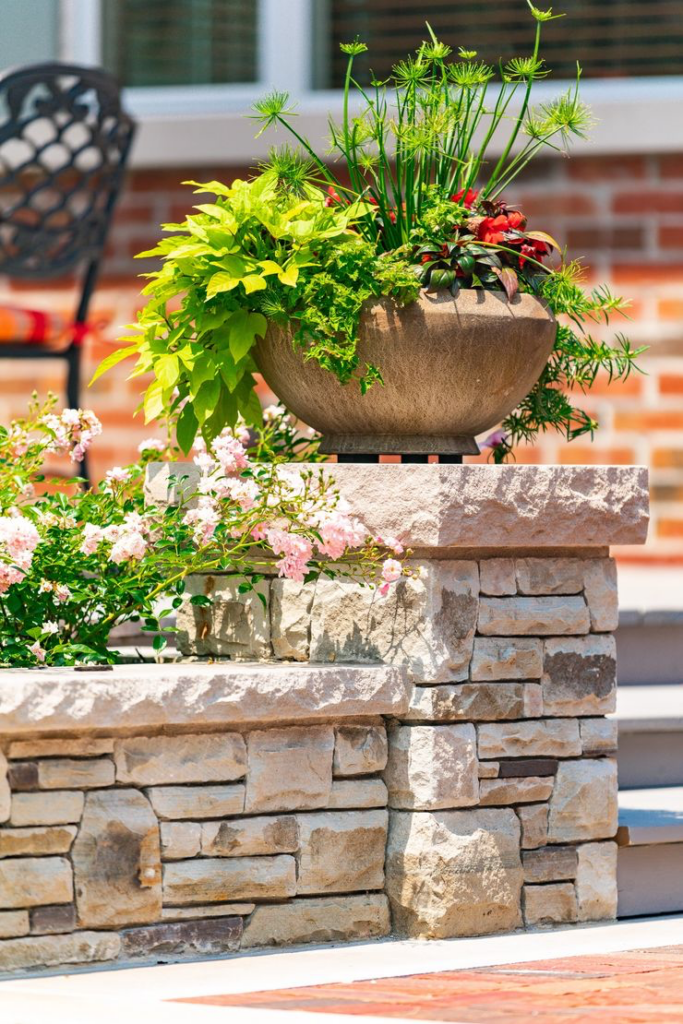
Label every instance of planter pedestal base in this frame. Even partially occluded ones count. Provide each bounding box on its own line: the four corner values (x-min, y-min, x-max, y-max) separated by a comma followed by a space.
319, 433, 481, 457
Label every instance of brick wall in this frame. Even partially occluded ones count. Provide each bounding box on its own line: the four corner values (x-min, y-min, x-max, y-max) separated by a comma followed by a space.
0, 153, 680, 560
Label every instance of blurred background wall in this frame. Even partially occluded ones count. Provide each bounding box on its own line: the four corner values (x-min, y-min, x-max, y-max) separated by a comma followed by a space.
1, 0, 682, 563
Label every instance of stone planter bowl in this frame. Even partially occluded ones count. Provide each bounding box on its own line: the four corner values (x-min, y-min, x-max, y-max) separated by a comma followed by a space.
253, 288, 557, 455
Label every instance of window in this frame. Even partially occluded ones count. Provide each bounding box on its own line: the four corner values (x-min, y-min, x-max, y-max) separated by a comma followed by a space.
100, 0, 258, 88
327, 0, 683, 86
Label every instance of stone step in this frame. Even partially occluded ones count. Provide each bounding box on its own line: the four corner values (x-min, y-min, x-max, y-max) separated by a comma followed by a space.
617, 786, 683, 918
614, 685, 683, 789
616, 567, 683, 686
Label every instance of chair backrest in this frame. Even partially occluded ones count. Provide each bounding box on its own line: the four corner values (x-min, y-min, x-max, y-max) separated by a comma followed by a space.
0, 62, 135, 281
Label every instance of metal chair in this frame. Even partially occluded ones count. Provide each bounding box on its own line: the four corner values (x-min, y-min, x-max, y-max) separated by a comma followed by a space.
0, 62, 136, 478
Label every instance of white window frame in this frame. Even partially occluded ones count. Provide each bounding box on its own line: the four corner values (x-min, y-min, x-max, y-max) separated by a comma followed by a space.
58, 0, 683, 167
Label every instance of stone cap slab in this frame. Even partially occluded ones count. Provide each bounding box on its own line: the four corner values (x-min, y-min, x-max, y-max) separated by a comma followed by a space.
146, 463, 649, 552
0, 663, 410, 737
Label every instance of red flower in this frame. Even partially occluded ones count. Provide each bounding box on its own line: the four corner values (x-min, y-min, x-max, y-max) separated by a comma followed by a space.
420, 253, 433, 264
506, 209, 526, 230
451, 187, 479, 209
477, 214, 510, 245
518, 239, 548, 268
324, 185, 341, 207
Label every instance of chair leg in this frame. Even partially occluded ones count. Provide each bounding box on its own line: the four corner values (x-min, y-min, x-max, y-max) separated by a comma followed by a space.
66, 345, 89, 485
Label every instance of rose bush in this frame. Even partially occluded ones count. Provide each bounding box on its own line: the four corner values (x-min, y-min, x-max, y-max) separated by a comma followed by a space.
0, 395, 405, 667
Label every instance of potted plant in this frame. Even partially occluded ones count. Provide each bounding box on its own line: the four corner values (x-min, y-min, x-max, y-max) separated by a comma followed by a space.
97, 1, 642, 463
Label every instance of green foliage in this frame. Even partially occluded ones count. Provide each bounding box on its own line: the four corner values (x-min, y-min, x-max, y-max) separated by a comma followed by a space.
97, 170, 418, 446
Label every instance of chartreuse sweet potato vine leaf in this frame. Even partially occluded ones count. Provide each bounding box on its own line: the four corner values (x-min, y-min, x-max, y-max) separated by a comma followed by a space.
94, 169, 419, 452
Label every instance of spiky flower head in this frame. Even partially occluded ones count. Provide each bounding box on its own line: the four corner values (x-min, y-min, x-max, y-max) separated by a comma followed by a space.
527, 0, 565, 21
448, 60, 494, 88
340, 39, 368, 56
251, 91, 297, 136
393, 57, 431, 86
504, 56, 549, 81
258, 146, 315, 196
458, 47, 478, 60
420, 39, 452, 61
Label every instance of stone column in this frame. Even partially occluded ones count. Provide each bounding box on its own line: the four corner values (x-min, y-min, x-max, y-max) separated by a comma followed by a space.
147, 462, 649, 939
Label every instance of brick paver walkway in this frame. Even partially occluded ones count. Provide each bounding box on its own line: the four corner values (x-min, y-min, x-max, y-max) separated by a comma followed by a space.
173, 944, 683, 1022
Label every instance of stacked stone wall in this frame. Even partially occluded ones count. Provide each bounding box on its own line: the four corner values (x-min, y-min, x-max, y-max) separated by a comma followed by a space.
176, 553, 620, 939
0, 719, 392, 972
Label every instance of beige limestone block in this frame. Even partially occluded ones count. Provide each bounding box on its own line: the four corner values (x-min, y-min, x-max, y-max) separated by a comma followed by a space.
478, 719, 581, 760
0, 910, 29, 938
310, 560, 479, 684
149, 784, 245, 821
0, 825, 76, 859
479, 777, 554, 807
8, 737, 114, 758
478, 596, 590, 637
523, 882, 578, 927
72, 789, 161, 928
271, 578, 314, 661
9, 790, 84, 827
0, 749, 10, 823
242, 893, 391, 949
327, 778, 388, 809
583, 558, 619, 633
333, 725, 388, 776
161, 903, 255, 920
517, 803, 549, 849
404, 683, 527, 723
541, 635, 617, 716
385, 724, 478, 810
245, 726, 334, 813
303, 464, 650, 550
0, 663, 410, 734
0, 856, 73, 909
516, 558, 585, 596
297, 810, 388, 895
524, 684, 544, 718
176, 575, 271, 658
387, 808, 522, 938
580, 718, 618, 756
478, 762, 499, 778
114, 732, 246, 786
522, 846, 578, 883
479, 559, 516, 596
36, 757, 115, 790
201, 815, 299, 857
471, 637, 543, 682
160, 822, 201, 861
163, 855, 296, 904
0, 930, 120, 971
576, 841, 618, 921
547, 759, 618, 844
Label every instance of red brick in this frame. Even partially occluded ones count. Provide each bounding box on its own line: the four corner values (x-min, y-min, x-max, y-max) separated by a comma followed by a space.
659, 374, 683, 395
653, 448, 683, 469
658, 519, 683, 539
515, 193, 597, 218
613, 264, 683, 286
567, 155, 647, 182
568, 373, 643, 398
659, 155, 683, 179
660, 226, 683, 249
614, 191, 683, 214
614, 411, 683, 431
567, 226, 644, 252
558, 446, 635, 465
658, 298, 683, 321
